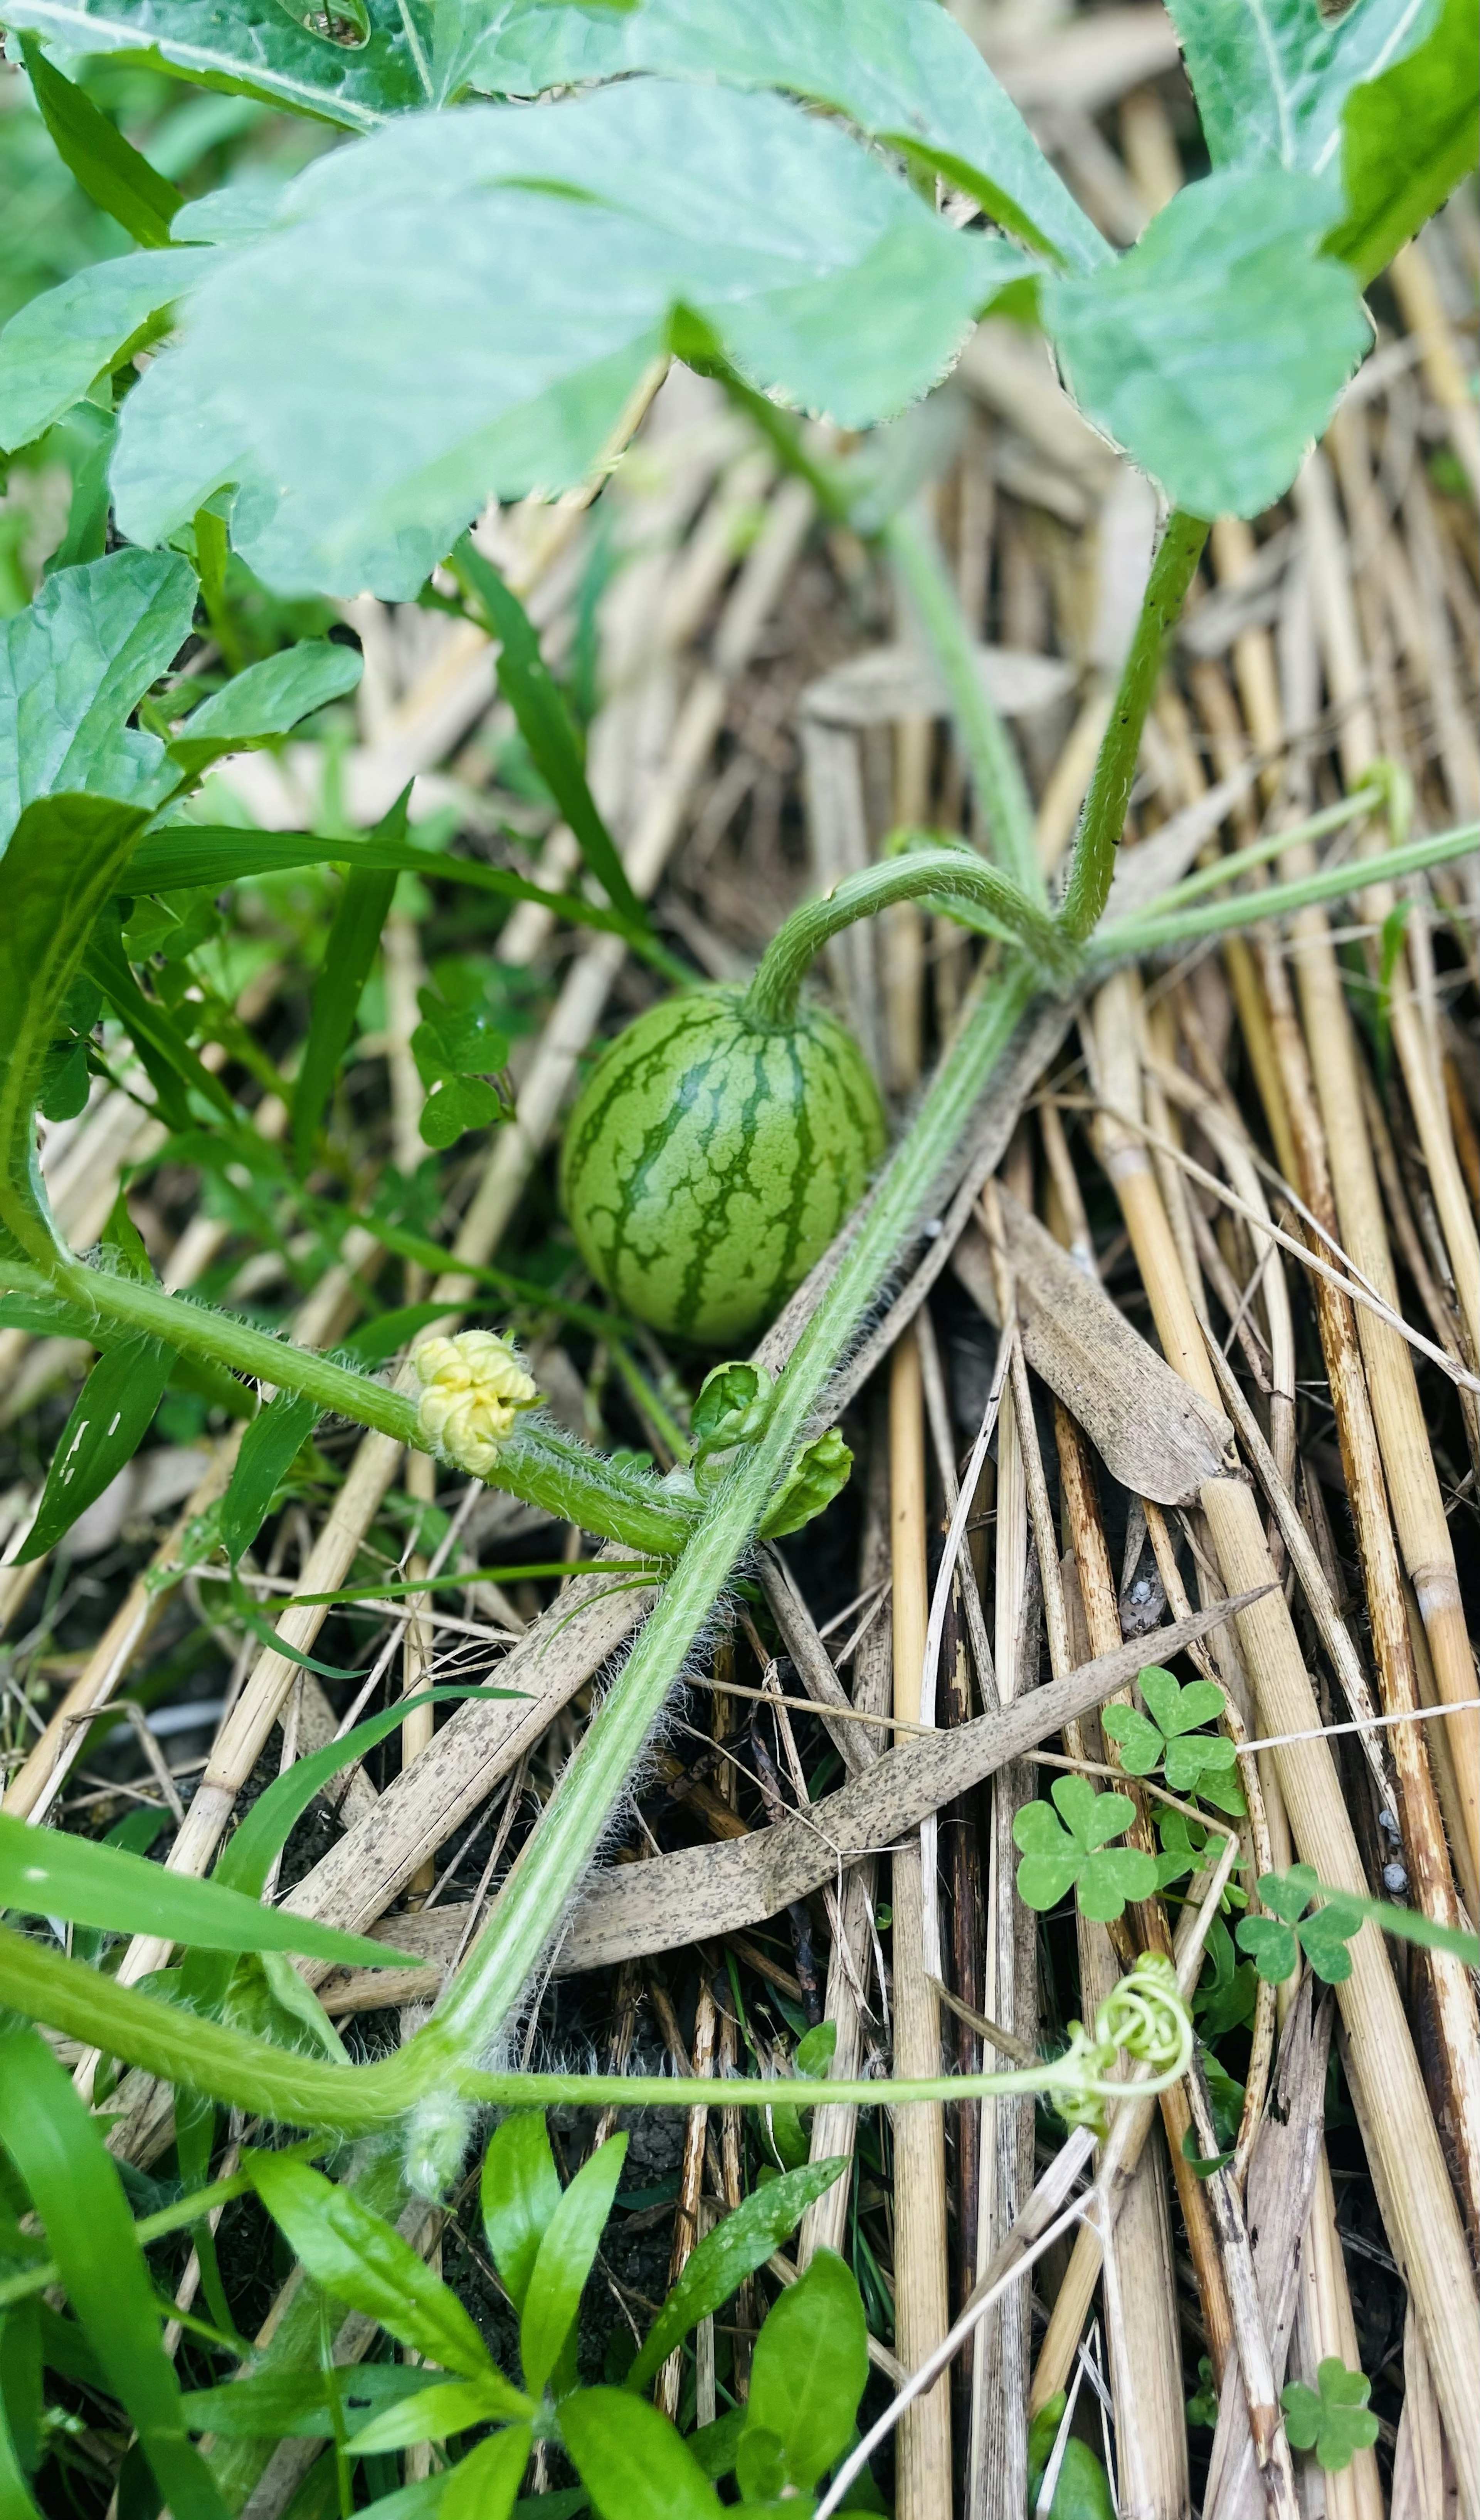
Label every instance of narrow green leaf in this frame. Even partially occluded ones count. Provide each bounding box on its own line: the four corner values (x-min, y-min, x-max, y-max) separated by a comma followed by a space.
1325, 0, 1479, 283
0, 2020, 230, 2520
481, 2114, 562, 2316
451, 537, 643, 928
744, 2247, 868, 2491
219, 1389, 318, 1564
1045, 169, 1367, 520
84, 915, 239, 1126
520, 2134, 628, 2396
0, 796, 150, 1267
248, 2157, 514, 2389
121, 824, 667, 962
15, 1333, 172, 1562
291, 792, 405, 1167
352, 2378, 523, 2454
0, 1811, 420, 1971
443, 2424, 532, 2520
19, 37, 183, 245
0, 549, 195, 847
559, 2389, 722, 2520
626, 2156, 849, 2391
168, 639, 364, 776
180, 2365, 434, 2441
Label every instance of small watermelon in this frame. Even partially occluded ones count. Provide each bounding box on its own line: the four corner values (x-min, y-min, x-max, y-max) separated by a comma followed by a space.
560, 988, 887, 1346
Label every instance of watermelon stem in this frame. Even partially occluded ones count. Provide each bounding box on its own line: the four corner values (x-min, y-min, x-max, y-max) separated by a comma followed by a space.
742, 844, 1077, 1029
1058, 507, 1211, 942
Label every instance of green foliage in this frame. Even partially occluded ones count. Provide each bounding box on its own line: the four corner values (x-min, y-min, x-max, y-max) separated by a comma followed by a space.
290, 788, 407, 1166
250, 2155, 528, 2399
0, 1809, 420, 1970
13, 1332, 171, 1559
165, 636, 362, 772
1281, 2358, 1380, 2471
758, 1427, 854, 1540
1102, 1665, 1245, 1816
1186, 2355, 1219, 2428
108, 81, 1011, 598
744, 2248, 868, 2492
18, 37, 184, 247
0, 249, 211, 454
1013, 1776, 1159, 1923
412, 966, 511, 1151
451, 535, 646, 931
626, 2152, 848, 2391
1045, 170, 1366, 521
219, 1389, 317, 1562
480, 2111, 564, 2317
1325, 0, 1479, 282
0, 0, 433, 130
518, 2134, 627, 2396
1235, 1866, 1363, 1985
0, 2022, 229, 2520
1026, 2391, 1117, 2518
0, 548, 195, 843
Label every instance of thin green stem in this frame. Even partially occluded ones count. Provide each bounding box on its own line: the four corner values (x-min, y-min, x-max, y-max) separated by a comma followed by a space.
1142, 783, 1386, 917
47, 1261, 697, 1556
1093, 819, 1480, 961
429, 957, 1039, 2067
742, 846, 1075, 1027
0, 1907, 1186, 2146
884, 507, 1042, 904
1059, 509, 1210, 942
0, 2139, 331, 2313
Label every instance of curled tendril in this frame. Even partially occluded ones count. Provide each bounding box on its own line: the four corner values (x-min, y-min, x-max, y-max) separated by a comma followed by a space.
1097, 1956, 1191, 2077
1039, 1958, 1193, 2132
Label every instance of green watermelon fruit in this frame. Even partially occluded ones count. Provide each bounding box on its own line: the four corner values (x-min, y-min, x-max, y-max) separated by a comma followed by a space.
560, 988, 887, 1346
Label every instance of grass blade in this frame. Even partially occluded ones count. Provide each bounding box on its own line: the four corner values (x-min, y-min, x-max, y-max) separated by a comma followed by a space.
0, 2020, 230, 2520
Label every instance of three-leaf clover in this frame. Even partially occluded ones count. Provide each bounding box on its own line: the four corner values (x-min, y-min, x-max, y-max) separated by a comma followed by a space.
1235, 1867, 1362, 1986
1281, 2360, 1379, 2471
1186, 2356, 1219, 2429
1103, 1665, 1245, 1815
1014, 1778, 1159, 1924
412, 971, 511, 1150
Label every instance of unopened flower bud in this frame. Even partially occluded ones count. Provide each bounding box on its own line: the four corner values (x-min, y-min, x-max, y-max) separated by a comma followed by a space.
414, 1330, 537, 1475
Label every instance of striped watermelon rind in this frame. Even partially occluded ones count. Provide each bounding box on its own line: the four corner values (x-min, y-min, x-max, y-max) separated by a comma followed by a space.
559, 987, 888, 1346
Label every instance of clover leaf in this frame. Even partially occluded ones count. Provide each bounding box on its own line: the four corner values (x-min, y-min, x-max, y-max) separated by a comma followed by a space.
1236, 1867, 1362, 1986
411, 973, 511, 1150
1281, 2359, 1379, 2472
1186, 2356, 1219, 2429
1013, 1777, 1158, 1924
1193, 1917, 1258, 2040
1103, 1665, 1245, 1815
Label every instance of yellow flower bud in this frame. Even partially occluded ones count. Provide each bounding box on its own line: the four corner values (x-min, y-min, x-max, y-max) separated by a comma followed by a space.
414, 1330, 537, 1475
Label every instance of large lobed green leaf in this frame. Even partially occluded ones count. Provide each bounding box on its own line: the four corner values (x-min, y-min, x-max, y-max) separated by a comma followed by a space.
1167, 0, 1477, 282
437, 0, 1108, 272
0, 0, 434, 130
0, 248, 211, 454
1045, 169, 1369, 520
0, 547, 195, 847
110, 79, 1019, 598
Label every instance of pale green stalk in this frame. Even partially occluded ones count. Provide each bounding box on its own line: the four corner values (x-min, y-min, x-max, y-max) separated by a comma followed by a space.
884, 507, 1042, 904
742, 847, 1076, 1018
1059, 509, 1209, 940
1137, 782, 1385, 915
1093, 818, 1480, 960
39, 1257, 695, 1556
